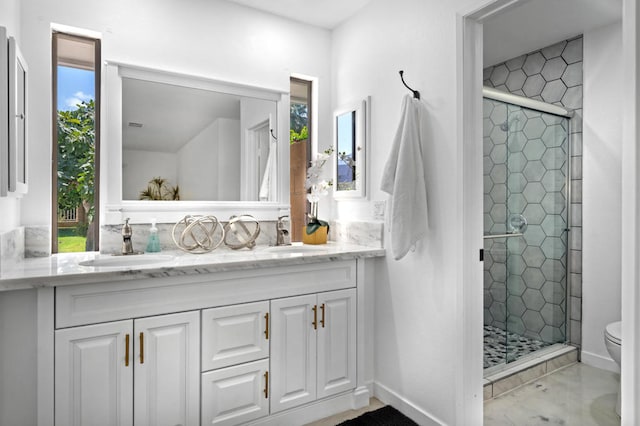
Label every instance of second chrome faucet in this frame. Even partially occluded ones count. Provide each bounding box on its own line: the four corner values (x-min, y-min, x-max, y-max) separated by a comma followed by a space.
275, 215, 291, 246
122, 218, 135, 255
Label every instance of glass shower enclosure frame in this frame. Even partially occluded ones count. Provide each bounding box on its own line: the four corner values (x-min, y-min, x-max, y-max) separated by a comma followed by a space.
482, 87, 572, 370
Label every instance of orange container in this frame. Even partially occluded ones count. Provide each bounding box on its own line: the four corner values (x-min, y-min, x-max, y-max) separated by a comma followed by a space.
302, 225, 328, 245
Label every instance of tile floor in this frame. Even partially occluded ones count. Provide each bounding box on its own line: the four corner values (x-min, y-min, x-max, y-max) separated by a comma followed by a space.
484, 363, 620, 425
484, 325, 552, 369
307, 363, 618, 426
305, 398, 385, 426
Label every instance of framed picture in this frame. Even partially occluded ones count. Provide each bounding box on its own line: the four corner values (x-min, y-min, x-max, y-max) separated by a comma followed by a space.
8, 35, 28, 195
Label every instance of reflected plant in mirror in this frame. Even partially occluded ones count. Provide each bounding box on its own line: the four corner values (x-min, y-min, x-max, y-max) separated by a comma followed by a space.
139, 177, 180, 200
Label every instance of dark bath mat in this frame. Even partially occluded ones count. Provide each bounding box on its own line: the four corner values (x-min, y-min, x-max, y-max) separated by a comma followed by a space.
337, 405, 418, 426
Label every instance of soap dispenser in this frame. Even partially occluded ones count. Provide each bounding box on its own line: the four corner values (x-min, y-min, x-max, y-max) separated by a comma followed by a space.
146, 219, 161, 253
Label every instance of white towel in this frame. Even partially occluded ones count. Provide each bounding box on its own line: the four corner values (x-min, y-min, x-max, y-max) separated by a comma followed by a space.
380, 94, 428, 260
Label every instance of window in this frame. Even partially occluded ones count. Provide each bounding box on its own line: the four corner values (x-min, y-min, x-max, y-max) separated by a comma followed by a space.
290, 77, 312, 242
52, 32, 101, 253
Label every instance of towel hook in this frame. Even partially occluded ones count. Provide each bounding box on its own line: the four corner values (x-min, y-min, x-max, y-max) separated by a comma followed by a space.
399, 70, 420, 100
270, 129, 278, 141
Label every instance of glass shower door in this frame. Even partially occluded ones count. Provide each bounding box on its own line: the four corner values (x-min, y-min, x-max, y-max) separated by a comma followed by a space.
483, 98, 510, 368
483, 98, 569, 369
504, 105, 568, 363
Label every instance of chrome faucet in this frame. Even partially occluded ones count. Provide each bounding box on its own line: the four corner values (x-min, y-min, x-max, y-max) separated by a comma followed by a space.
275, 215, 291, 246
122, 218, 134, 255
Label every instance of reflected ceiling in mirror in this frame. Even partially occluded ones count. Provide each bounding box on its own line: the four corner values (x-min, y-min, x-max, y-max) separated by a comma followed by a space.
122, 78, 277, 202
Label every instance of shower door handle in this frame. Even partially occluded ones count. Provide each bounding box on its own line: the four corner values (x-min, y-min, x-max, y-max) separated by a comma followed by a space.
482, 233, 523, 240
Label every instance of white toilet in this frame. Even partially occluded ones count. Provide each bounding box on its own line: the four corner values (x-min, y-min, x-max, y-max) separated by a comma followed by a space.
604, 321, 622, 416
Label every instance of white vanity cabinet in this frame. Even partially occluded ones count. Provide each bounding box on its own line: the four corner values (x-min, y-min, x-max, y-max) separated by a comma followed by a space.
55, 311, 200, 426
270, 288, 356, 413
45, 258, 372, 426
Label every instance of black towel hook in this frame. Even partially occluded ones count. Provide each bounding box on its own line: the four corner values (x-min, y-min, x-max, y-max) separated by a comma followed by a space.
399, 70, 420, 99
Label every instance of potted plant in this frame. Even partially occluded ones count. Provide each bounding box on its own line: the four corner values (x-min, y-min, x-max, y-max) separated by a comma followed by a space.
303, 147, 334, 244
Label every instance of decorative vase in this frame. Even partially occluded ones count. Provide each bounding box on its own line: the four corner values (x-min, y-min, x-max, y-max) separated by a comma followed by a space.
302, 225, 328, 245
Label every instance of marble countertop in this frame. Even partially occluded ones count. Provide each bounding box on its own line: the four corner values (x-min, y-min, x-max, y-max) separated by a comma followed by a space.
0, 242, 385, 291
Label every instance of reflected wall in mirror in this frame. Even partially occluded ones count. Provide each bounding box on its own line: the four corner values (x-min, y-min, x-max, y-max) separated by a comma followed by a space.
121, 76, 277, 202
334, 98, 367, 199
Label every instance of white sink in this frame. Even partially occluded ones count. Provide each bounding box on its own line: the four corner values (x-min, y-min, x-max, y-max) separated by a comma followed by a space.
264, 244, 328, 254
78, 254, 175, 268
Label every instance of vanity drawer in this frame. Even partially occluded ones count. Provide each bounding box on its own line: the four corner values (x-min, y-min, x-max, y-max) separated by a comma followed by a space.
201, 359, 269, 426
55, 260, 356, 328
202, 301, 270, 371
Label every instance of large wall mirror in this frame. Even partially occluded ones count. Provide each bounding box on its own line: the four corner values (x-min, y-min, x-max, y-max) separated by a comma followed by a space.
334, 97, 368, 199
103, 62, 290, 224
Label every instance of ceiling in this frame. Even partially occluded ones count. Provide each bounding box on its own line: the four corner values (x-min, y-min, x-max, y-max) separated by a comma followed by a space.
222, 0, 620, 59
122, 78, 241, 153
484, 0, 622, 66
223, 0, 372, 29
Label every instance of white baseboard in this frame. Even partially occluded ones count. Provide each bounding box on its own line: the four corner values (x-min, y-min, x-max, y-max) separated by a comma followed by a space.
581, 350, 620, 373
373, 381, 445, 426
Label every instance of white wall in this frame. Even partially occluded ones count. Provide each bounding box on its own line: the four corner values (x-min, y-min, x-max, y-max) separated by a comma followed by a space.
332, 0, 480, 423
581, 21, 623, 372
178, 120, 220, 200
0, 0, 21, 232
122, 149, 177, 200
177, 118, 240, 200
216, 119, 241, 200
17, 0, 332, 230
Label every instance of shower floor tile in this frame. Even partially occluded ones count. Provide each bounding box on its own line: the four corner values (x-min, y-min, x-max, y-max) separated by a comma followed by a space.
484, 325, 552, 369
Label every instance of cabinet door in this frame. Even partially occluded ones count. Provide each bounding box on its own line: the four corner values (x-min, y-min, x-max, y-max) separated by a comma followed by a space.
317, 289, 357, 398
202, 301, 269, 371
270, 294, 317, 413
134, 311, 200, 426
55, 320, 133, 426
201, 359, 269, 426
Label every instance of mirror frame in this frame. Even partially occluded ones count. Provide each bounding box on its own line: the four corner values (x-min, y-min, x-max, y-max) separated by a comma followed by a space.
1, 34, 29, 197
0, 27, 8, 197
102, 61, 290, 224
333, 97, 368, 200
8, 36, 28, 196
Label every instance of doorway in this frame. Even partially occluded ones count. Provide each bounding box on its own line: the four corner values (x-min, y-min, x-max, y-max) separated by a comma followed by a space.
458, 0, 632, 422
